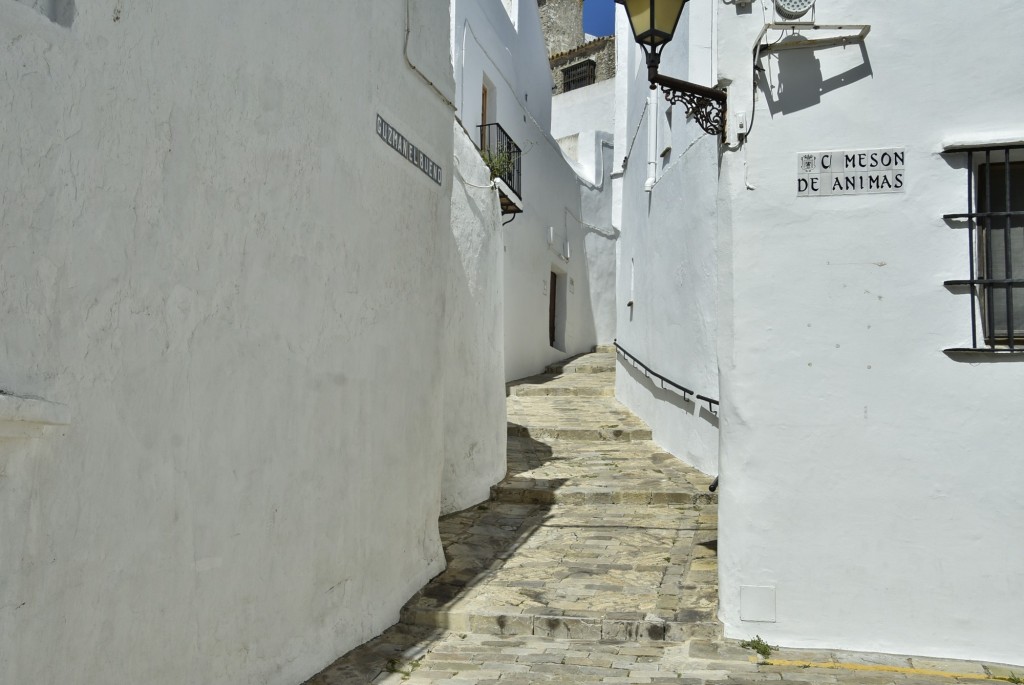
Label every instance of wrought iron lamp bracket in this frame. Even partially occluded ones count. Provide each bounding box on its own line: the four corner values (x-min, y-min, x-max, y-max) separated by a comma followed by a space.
648, 66, 727, 138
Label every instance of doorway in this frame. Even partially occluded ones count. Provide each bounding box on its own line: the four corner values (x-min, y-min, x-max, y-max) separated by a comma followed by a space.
549, 269, 567, 351
480, 75, 496, 148
549, 271, 557, 347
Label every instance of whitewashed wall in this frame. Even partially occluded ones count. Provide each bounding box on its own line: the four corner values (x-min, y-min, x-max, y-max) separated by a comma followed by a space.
453, 0, 614, 381
613, 4, 721, 474
577, 131, 619, 346
0, 1, 460, 683
551, 78, 616, 142
717, 0, 1024, 665
552, 77, 620, 348
442, 123, 507, 515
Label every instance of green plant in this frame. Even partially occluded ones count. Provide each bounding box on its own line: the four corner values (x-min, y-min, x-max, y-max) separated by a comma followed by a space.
384, 658, 421, 680
481, 148, 516, 181
739, 635, 777, 661
1004, 672, 1023, 684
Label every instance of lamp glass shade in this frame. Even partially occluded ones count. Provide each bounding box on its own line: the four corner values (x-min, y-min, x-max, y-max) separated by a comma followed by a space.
618, 0, 687, 47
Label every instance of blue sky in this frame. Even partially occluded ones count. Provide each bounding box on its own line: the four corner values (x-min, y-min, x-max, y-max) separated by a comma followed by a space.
583, 0, 615, 36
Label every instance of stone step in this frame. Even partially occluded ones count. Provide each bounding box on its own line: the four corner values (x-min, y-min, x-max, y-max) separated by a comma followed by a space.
400, 500, 721, 644
491, 483, 715, 506
506, 423, 651, 442
593, 343, 616, 354
506, 373, 614, 397
507, 396, 651, 443
495, 437, 717, 505
543, 361, 616, 375
544, 351, 616, 375
400, 605, 722, 643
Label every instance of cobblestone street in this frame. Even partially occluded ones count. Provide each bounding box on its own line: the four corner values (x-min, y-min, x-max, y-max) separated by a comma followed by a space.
305, 349, 1023, 685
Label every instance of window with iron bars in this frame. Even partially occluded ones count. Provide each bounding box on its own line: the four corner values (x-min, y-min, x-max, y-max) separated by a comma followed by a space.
944, 144, 1024, 352
561, 60, 596, 93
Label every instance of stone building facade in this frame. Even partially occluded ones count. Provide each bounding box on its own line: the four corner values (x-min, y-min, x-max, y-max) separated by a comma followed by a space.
537, 0, 584, 56
549, 36, 616, 95
538, 0, 615, 95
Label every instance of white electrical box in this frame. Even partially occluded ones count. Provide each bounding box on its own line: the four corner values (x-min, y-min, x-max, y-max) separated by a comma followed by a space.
740, 585, 777, 623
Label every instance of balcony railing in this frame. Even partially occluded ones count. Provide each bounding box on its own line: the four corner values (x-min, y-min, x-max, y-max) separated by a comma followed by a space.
478, 122, 522, 213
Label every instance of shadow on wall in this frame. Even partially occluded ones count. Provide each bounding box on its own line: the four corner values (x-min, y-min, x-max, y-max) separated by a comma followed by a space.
758, 40, 872, 116
619, 355, 719, 429
18, 0, 75, 26
568, 212, 600, 350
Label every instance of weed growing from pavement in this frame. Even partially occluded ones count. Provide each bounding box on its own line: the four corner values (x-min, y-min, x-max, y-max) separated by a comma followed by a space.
385, 657, 421, 680
740, 635, 777, 661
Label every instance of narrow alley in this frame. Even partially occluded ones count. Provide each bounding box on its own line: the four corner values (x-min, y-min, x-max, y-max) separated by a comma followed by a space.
304, 351, 1016, 684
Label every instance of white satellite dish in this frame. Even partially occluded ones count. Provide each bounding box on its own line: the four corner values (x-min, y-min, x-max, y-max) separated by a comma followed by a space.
775, 0, 815, 20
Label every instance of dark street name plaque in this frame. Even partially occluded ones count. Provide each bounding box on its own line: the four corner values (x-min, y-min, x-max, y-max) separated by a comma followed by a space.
376, 114, 442, 186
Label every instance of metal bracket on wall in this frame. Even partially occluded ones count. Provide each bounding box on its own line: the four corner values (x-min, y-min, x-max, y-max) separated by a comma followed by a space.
753, 22, 871, 59
649, 66, 728, 138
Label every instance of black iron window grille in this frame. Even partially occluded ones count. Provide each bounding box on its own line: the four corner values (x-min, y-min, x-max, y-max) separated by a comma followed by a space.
562, 60, 597, 93
943, 144, 1024, 353
477, 121, 522, 205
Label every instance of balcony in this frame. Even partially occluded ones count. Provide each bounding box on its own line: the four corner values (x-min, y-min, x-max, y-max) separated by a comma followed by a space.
478, 122, 523, 215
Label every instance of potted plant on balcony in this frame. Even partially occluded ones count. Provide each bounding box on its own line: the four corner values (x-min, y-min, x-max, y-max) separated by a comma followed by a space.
481, 148, 516, 182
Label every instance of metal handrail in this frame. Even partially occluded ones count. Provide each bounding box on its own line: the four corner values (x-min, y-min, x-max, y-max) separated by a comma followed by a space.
477, 122, 522, 201
613, 341, 719, 415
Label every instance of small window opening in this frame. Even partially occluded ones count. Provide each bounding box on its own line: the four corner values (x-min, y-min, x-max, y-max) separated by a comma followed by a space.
943, 144, 1024, 354
977, 160, 1024, 345
561, 60, 597, 93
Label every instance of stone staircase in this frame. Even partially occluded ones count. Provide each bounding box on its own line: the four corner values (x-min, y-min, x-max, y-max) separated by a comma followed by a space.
304, 349, 1013, 683
399, 347, 721, 644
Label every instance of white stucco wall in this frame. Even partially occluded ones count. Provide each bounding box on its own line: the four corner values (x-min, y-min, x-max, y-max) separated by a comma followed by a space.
717, 0, 1024, 665
577, 131, 619, 346
613, 3, 721, 474
442, 124, 508, 515
453, 0, 554, 139
0, 2, 462, 683
551, 78, 616, 142
499, 117, 603, 381
453, 0, 616, 381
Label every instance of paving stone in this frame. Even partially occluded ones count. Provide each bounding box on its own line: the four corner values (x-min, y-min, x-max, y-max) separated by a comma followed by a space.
984, 663, 1024, 679
908, 658, 988, 675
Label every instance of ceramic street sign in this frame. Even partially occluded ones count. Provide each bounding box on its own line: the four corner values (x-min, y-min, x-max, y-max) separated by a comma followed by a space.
377, 114, 443, 186
797, 148, 905, 197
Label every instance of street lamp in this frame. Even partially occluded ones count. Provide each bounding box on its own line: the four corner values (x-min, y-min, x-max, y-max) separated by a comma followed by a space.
616, 0, 727, 137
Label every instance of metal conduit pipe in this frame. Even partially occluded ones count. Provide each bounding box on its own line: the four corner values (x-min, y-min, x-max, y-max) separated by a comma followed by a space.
644, 91, 658, 192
